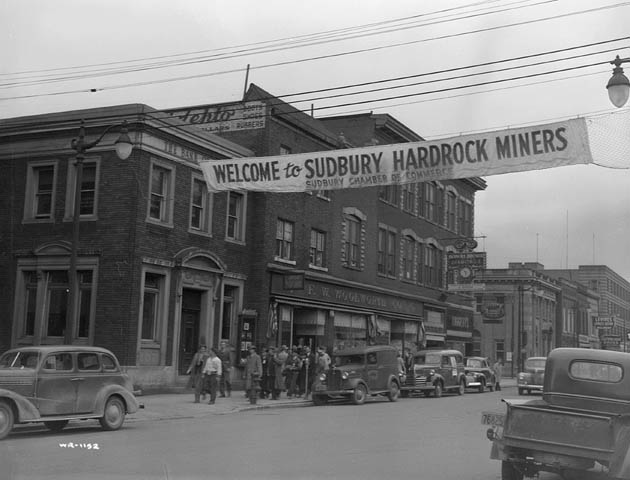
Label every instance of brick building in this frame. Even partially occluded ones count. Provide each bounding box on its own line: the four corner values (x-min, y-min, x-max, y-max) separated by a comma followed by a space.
1, 85, 487, 389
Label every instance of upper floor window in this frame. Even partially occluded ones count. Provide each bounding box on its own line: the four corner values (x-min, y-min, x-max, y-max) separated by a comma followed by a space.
148, 161, 174, 225
378, 185, 399, 205
276, 219, 294, 261
424, 244, 443, 288
416, 182, 424, 218
402, 236, 415, 281
141, 271, 165, 342
190, 175, 213, 234
280, 145, 292, 155
226, 191, 246, 242
402, 183, 415, 213
446, 191, 457, 231
377, 226, 396, 277
458, 199, 472, 236
423, 182, 444, 225
65, 160, 99, 221
309, 229, 327, 268
24, 162, 57, 222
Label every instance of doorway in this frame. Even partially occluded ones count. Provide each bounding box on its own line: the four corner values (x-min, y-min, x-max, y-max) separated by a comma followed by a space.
178, 289, 202, 375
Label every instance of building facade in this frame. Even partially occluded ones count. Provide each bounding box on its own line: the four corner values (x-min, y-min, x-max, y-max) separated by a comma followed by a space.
1, 85, 487, 389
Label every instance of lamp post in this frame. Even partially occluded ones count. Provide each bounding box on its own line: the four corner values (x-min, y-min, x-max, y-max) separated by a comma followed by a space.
606, 54, 630, 108
65, 120, 133, 344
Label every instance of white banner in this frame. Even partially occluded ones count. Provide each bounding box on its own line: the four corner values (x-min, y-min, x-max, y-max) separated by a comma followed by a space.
199, 118, 592, 192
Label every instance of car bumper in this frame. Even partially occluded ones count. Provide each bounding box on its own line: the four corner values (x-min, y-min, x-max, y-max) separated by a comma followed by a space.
518, 383, 543, 391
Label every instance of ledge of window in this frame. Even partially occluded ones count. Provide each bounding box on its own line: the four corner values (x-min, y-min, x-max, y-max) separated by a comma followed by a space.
146, 218, 174, 229
316, 194, 331, 202
225, 237, 246, 246
63, 215, 98, 223
22, 217, 55, 224
376, 272, 397, 280
188, 228, 213, 238
308, 264, 328, 272
401, 277, 416, 285
140, 340, 161, 349
342, 263, 362, 271
274, 256, 296, 266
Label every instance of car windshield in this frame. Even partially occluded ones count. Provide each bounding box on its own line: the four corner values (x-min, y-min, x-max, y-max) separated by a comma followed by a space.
415, 353, 441, 365
0, 351, 40, 369
466, 358, 484, 368
334, 354, 364, 366
525, 358, 546, 370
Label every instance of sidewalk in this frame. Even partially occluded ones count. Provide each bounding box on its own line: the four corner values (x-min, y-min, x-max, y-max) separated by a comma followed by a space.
129, 378, 518, 423
128, 392, 312, 423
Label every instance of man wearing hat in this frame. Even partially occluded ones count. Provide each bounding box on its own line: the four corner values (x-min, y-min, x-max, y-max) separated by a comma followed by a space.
272, 345, 289, 400
244, 346, 262, 404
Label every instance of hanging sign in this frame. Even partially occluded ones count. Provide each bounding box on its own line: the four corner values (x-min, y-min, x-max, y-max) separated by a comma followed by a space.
199, 118, 591, 192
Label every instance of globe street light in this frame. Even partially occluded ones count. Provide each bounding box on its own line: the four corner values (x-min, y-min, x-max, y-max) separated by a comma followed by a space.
65, 120, 133, 343
606, 55, 630, 108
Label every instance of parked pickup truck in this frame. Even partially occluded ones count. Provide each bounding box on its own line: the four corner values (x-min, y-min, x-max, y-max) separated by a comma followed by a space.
484, 348, 630, 480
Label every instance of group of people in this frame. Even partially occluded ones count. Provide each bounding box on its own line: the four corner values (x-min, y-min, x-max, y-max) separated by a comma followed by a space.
186, 341, 233, 404
188, 342, 332, 405
242, 344, 331, 404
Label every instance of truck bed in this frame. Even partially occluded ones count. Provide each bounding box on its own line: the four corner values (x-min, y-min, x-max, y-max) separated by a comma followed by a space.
503, 399, 616, 461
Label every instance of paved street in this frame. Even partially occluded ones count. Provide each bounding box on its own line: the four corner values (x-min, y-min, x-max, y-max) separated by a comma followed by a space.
1, 381, 561, 480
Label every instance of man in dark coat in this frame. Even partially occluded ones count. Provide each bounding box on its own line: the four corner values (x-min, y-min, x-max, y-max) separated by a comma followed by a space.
244, 346, 262, 404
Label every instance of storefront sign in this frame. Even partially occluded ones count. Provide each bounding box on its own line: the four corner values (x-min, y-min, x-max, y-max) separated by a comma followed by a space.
283, 273, 304, 290
601, 334, 621, 347
594, 316, 615, 328
166, 101, 266, 133
482, 302, 505, 323
199, 118, 591, 192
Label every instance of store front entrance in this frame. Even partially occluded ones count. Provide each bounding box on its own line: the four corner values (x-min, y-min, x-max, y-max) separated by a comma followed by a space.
178, 289, 201, 375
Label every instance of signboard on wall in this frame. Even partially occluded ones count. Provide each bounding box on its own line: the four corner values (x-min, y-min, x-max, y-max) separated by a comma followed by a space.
166, 101, 266, 134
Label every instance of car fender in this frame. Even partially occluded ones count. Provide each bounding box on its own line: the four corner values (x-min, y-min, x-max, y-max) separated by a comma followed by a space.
432, 374, 445, 386
94, 385, 139, 414
387, 374, 400, 387
0, 388, 41, 422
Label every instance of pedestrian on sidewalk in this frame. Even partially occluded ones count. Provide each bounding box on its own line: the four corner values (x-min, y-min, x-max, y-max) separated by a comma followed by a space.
272, 345, 289, 400
493, 358, 503, 391
218, 341, 233, 398
203, 348, 222, 404
285, 346, 302, 398
264, 347, 276, 399
186, 345, 209, 403
244, 345, 262, 404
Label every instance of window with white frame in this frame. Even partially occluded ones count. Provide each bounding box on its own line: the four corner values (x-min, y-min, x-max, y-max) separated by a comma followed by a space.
148, 162, 174, 225
276, 219, 294, 260
141, 272, 165, 342
190, 175, 213, 234
226, 191, 246, 242
221, 284, 239, 341
24, 162, 57, 222
309, 229, 327, 268
65, 160, 99, 220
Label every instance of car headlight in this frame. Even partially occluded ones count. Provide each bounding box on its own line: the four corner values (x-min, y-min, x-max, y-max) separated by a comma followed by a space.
319, 373, 326, 381
341, 372, 349, 380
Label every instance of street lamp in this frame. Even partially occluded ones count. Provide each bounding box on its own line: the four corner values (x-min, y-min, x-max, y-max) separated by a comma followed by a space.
65, 120, 133, 343
606, 55, 630, 108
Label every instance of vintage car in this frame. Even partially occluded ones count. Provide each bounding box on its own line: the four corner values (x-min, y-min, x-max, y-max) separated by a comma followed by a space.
464, 356, 495, 393
311, 345, 401, 405
0, 345, 141, 439
400, 349, 467, 397
517, 356, 546, 395
484, 348, 630, 480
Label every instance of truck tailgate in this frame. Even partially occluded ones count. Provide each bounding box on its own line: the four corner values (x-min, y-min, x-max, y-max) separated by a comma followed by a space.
504, 401, 615, 459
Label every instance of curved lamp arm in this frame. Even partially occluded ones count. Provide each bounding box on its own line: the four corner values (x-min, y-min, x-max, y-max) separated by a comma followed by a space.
70, 120, 133, 159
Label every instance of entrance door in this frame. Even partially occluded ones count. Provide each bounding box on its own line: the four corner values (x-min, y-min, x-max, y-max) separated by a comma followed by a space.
179, 289, 202, 375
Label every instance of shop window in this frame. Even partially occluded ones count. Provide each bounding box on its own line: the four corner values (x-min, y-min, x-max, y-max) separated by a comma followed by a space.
390, 320, 419, 352
24, 161, 57, 222
334, 313, 367, 350
226, 191, 246, 242
221, 285, 238, 341
148, 161, 174, 226
495, 340, 505, 362
190, 175, 213, 235
276, 219, 294, 261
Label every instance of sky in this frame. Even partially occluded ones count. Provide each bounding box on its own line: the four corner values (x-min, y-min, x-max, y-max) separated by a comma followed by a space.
1, 0, 629, 281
